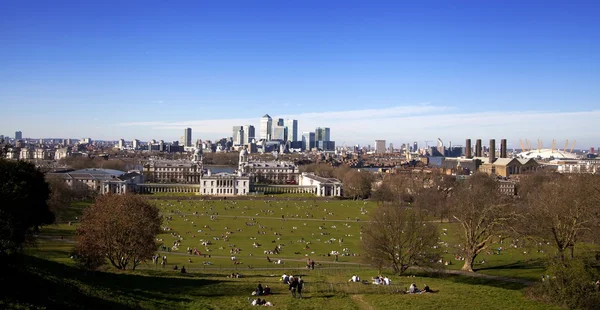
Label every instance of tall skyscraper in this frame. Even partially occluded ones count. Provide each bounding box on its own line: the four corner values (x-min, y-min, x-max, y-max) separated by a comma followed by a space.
315, 127, 330, 142
302, 132, 315, 151
184, 128, 192, 147
413, 141, 418, 152
272, 125, 286, 140
276, 118, 284, 126
243, 125, 255, 144
375, 140, 386, 154
232, 126, 244, 145
133, 139, 140, 150
285, 119, 298, 142
118, 139, 125, 150
15, 131, 22, 140
260, 114, 272, 140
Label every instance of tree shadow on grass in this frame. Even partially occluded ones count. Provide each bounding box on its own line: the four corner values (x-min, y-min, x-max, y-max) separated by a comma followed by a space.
408, 270, 529, 291
473, 259, 545, 273
0, 255, 225, 309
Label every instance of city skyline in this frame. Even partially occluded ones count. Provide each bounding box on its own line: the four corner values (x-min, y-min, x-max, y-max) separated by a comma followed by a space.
1, 1, 598, 147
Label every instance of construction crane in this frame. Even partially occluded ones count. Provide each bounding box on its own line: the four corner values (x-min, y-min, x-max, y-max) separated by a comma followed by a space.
519, 139, 525, 152
551, 139, 556, 153
564, 139, 569, 152
570, 140, 576, 153
424, 140, 433, 148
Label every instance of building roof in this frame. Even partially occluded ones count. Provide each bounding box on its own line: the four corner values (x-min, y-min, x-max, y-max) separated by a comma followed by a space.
262, 114, 271, 118
492, 158, 519, 166
48, 168, 126, 181
516, 149, 578, 160
301, 173, 341, 184
472, 157, 490, 164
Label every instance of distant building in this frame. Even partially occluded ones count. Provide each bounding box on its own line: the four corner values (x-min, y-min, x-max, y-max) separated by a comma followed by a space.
184, 128, 192, 147
118, 139, 125, 150
285, 119, 298, 142
132, 139, 140, 150
232, 126, 244, 145
272, 125, 286, 141
260, 114, 272, 140
298, 173, 342, 197
375, 140, 386, 154
302, 132, 316, 151
15, 131, 22, 140
315, 127, 330, 142
243, 125, 255, 145
47, 168, 142, 195
316, 141, 335, 152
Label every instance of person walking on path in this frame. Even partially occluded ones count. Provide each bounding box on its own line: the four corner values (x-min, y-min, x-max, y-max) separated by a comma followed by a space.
297, 277, 304, 299
289, 276, 298, 298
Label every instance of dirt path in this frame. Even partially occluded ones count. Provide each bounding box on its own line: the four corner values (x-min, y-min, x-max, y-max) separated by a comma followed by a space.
350, 294, 375, 310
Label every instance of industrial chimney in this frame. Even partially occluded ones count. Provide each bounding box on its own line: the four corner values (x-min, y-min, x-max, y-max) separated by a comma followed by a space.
475, 139, 482, 157
500, 139, 507, 158
489, 139, 496, 163
465, 139, 472, 158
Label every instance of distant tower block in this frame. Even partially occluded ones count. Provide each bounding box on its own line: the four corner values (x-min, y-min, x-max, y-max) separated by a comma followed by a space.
475, 139, 482, 157
489, 139, 496, 163
500, 139, 507, 158
465, 139, 472, 158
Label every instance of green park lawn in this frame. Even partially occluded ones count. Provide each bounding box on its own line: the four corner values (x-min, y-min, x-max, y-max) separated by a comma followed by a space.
11, 196, 565, 309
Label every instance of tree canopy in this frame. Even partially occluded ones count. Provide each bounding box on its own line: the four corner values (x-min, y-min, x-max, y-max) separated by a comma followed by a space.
76, 194, 162, 270
0, 160, 54, 257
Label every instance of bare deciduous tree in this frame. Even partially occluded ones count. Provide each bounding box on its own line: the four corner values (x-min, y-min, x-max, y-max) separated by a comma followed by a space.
343, 170, 373, 199
76, 194, 162, 270
361, 205, 440, 274
522, 173, 600, 261
450, 173, 516, 272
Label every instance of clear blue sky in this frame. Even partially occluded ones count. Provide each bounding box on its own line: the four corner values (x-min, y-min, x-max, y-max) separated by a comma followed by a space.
1, 0, 598, 147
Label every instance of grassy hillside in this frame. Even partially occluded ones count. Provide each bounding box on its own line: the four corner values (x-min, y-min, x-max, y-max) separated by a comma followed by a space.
3, 196, 567, 309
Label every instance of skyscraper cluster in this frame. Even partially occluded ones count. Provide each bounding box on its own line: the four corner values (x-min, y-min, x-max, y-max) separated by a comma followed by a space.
232, 114, 298, 147
303, 127, 333, 151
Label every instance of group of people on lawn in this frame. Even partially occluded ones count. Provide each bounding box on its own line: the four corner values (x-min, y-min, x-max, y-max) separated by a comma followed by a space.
348, 274, 433, 293
249, 274, 305, 306
348, 274, 391, 285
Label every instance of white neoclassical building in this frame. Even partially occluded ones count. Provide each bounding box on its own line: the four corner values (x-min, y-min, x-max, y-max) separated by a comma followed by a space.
298, 172, 343, 197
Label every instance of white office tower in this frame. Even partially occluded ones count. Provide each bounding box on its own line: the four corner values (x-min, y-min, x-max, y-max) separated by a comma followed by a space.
232, 126, 244, 145
118, 139, 125, 150
285, 119, 298, 142
260, 114, 272, 140
243, 125, 255, 145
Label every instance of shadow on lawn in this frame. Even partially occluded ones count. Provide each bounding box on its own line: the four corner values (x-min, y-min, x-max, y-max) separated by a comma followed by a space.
0, 255, 224, 309
474, 259, 545, 273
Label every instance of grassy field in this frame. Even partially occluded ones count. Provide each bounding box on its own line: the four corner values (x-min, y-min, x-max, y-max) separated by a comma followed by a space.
12, 196, 565, 309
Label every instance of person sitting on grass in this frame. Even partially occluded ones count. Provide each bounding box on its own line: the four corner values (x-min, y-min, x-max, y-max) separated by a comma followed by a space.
256, 283, 263, 296
181, 266, 186, 274
423, 284, 432, 293
263, 285, 271, 295
408, 283, 420, 294
173, 265, 178, 271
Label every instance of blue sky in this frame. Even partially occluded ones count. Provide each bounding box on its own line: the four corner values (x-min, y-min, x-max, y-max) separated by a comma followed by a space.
1, 0, 598, 148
